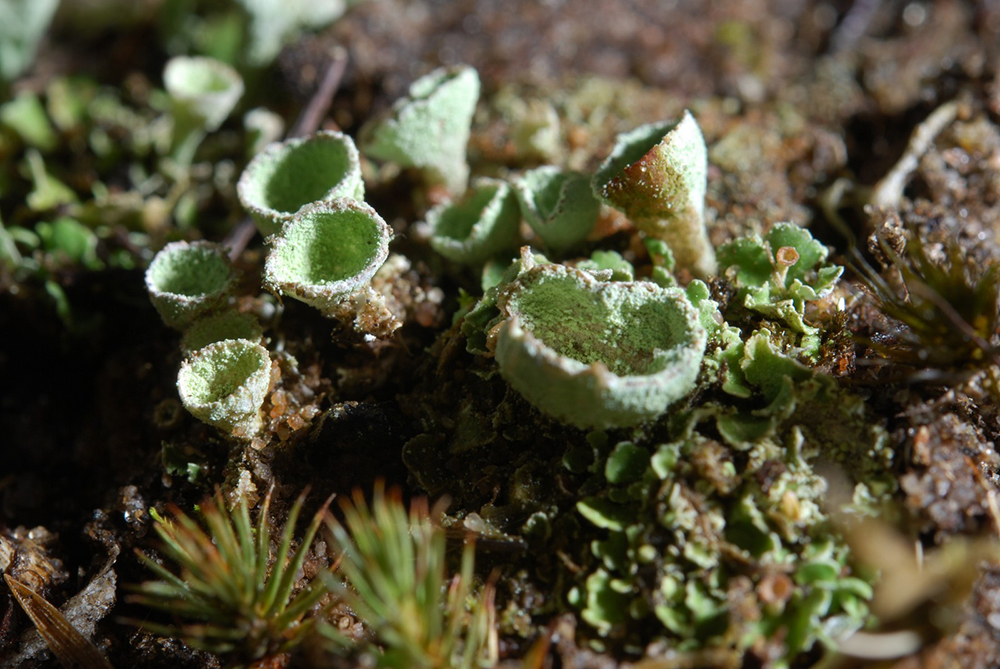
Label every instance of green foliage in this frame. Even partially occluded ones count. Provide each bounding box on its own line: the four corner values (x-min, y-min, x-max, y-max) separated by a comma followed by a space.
129, 490, 330, 667
718, 222, 842, 341
321, 486, 497, 669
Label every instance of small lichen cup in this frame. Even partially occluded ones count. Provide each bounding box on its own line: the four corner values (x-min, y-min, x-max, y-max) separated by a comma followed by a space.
593, 110, 716, 277
493, 261, 706, 429
181, 309, 264, 354
426, 177, 520, 264
177, 339, 271, 437
145, 240, 236, 330
263, 199, 396, 334
359, 65, 480, 195
514, 166, 600, 253
237, 130, 365, 237
163, 56, 244, 165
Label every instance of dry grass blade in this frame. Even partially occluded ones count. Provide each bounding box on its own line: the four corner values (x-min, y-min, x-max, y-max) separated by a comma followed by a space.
4, 573, 115, 669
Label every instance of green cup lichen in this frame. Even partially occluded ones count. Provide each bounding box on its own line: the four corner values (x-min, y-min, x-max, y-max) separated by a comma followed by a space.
177, 338, 271, 437
181, 309, 264, 354
493, 261, 706, 429
359, 65, 480, 195
145, 241, 236, 330
163, 56, 244, 165
237, 130, 365, 237
263, 199, 394, 332
426, 177, 520, 264
593, 111, 716, 277
514, 166, 600, 253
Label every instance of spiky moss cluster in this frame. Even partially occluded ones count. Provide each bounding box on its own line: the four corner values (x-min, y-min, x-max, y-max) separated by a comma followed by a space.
145, 240, 236, 330
238, 130, 364, 237
494, 262, 706, 429
129, 491, 329, 667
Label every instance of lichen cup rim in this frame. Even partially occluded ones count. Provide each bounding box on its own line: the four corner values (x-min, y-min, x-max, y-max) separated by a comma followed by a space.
426, 177, 520, 264
262, 198, 392, 313
237, 130, 364, 238
493, 262, 707, 428
513, 166, 599, 252
163, 55, 244, 129
176, 338, 271, 436
145, 240, 236, 330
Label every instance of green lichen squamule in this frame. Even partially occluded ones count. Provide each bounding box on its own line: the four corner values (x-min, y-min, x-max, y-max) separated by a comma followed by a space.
593, 111, 715, 277
176, 338, 271, 437
494, 259, 706, 428
237, 130, 365, 237
145, 240, 236, 330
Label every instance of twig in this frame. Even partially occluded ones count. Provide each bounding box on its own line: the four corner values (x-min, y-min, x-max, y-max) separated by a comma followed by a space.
224, 47, 350, 260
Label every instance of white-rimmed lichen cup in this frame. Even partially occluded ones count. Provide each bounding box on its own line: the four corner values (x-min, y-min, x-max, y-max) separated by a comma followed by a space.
494, 263, 706, 429
163, 56, 244, 165
359, 65, 480, 196
593, 110, 715, 277
263, 199, 393, 332
177, 339, 271, 437
426, 177, 520, 264
145, 240, 236, 330
514, 166, 600, 253
237, 130, 365, 237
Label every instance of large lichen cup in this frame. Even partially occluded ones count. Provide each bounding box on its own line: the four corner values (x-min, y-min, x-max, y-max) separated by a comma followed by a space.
593, 111, 716, 277
163, 56, 244, 165
494, 262, 706, 429
237, 130, 365, 237
263, 199, 391, 324
426, 177, 520, 264
145, 241, 236, 330
359, 65, 480, 195
177, 339, 271, 437
514, 166, 600, 253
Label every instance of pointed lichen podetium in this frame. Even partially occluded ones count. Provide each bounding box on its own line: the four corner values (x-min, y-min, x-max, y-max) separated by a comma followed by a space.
493, 258, 706, 429
514, 166, 600, 253
176, 338, 271, 437
263, 199, 396, 334
426, 177, 520, 264
237, 130, 365, 237
163, 56, 244, 166
593, 111, 716, 277
145, 240, 236, 330
359, 65, 480, 195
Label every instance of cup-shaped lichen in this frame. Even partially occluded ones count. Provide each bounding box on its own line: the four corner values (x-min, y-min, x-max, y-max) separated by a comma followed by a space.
237, 130, 365, 237
426, 177, 520, 264
514, 167, 600, 253
263, 199, 391, 318
494, 263, 706, 429
359, 65, 480, 195
593, 111, 715, 277
145, 241, 236, 330
181, 309, 264, 354
163, 56, 244, 165
177, 339, 271, 437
